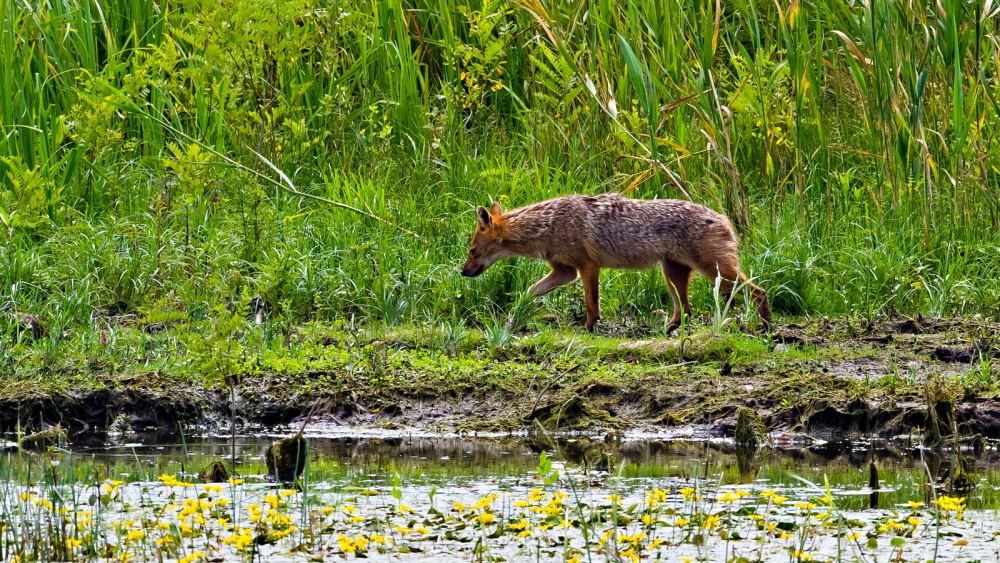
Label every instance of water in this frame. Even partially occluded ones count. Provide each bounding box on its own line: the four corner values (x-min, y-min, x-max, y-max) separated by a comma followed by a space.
2, 429, 999, 562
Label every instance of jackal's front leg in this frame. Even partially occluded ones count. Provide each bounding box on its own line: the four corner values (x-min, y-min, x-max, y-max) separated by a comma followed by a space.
528, 263, 578, 296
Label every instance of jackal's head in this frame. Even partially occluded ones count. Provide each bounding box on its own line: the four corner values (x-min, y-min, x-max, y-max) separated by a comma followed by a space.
461, 201, 509, 277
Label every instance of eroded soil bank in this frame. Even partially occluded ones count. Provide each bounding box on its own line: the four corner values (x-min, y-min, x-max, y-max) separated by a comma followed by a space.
4, 317, 999, 441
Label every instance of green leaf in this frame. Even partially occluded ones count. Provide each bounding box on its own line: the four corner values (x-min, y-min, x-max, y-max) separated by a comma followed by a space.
617, 33, 648, 116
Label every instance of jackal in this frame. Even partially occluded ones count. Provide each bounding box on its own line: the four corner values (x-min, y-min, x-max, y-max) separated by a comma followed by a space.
460, 193, 770, 332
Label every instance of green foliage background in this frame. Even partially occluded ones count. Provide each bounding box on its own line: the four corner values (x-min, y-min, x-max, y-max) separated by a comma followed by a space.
3, 0, 1000, 346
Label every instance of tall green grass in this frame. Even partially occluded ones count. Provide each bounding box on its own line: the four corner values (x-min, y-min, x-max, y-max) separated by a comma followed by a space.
2, 0, 1000, 357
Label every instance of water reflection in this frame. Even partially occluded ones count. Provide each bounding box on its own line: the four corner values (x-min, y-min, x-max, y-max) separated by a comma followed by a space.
54, 432, 1000, 480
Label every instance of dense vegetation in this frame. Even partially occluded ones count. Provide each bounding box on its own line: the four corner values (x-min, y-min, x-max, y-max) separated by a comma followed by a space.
4, 0, 1000, 366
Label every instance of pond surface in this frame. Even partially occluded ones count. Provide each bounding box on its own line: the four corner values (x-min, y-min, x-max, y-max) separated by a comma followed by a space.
2, 429, 999, 562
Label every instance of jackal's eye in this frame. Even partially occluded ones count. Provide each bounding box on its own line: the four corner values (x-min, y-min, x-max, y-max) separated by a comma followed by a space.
469, 246, 478, 255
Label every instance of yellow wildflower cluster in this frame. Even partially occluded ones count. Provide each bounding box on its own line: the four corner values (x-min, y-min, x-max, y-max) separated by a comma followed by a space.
933, 495, 966, 519
717, 489, 750, 503
527, 491, 566, 517
760, 490, 788, 504
645, 488, 667, 507
158, 474, 194, 488
221, 528, 254, 551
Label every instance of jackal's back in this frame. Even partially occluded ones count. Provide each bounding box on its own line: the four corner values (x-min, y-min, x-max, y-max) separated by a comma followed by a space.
508, 194, 737, 270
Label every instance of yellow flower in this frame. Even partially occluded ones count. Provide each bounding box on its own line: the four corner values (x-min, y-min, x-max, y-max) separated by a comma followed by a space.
907, 500, 924, 509
179, 552, 206, 563
516, 529, 532, 539
607, 494, 623, 504
878, 520, 902, 533
646, 488, 668, 506
674, 518, 690, 527
773, 495, 788, 505
478, 512, 495, 525
907, 517, 923, 526
228, 478, 244, 486
203, 485, 223, 494
222, 528, 254, 551
65, 537, 82, 549
508, 519, 531, 531
338, 535, 357, 554
398, 503, 415, 514
125, 529, 145, 543
649, 538, 664, 549
619, 532, 647, 545
702, 515, 719, 530
264, 493, 279, 509
158, 474, 193, 488
342, 505, 357, 514
679, 487, 697, 501
453, 501, 468, 512
792, 550, 814, 561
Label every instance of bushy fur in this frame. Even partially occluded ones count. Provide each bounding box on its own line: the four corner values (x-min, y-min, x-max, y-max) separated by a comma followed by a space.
461, 193, 771, 332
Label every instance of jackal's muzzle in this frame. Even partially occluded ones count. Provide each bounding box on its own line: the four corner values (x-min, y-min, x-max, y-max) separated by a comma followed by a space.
461, 264, 485, 277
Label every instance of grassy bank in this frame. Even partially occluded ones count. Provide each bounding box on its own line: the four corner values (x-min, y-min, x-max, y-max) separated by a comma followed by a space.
3, 316, 999, 437
3, 0, 1000, 364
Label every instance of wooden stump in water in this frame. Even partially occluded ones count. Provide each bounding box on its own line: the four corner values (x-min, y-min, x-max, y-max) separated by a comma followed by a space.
199, 459, 231, 483
922, 378, 955, 447
733, 407, 768, 450
265, 433, 308, 484
868, 462, 880, 509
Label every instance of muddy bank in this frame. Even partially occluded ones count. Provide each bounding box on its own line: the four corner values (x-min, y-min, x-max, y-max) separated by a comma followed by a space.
3, 317, 999, 441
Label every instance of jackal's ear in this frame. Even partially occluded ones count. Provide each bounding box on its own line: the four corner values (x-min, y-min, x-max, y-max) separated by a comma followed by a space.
489, 201, 503, 216
477, 206, 493, 228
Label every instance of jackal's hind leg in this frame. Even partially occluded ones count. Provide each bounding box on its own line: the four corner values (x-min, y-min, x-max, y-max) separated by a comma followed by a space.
661, 260, 692, 333
580, 264, 601, 332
